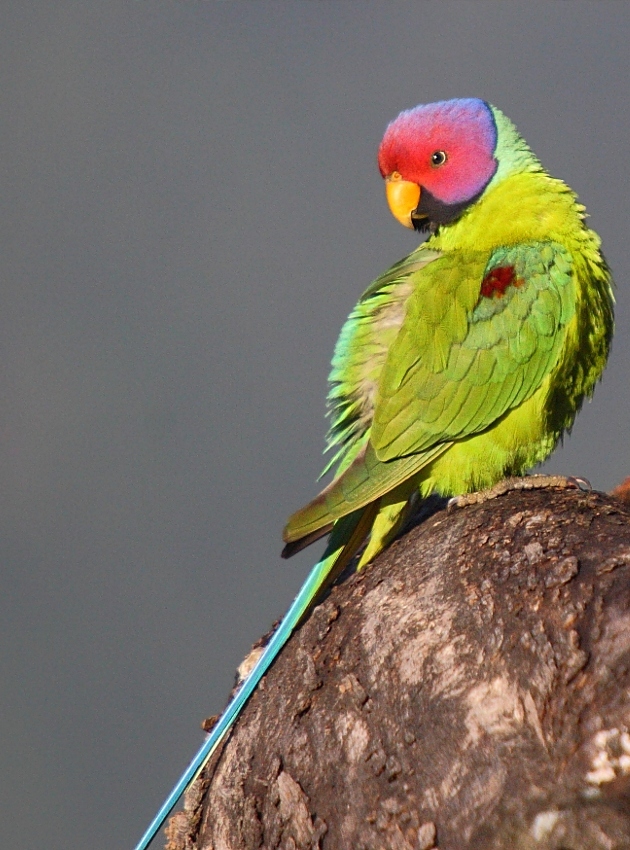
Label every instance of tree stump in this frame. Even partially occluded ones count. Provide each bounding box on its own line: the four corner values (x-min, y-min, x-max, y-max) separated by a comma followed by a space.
167, 487, 630, 850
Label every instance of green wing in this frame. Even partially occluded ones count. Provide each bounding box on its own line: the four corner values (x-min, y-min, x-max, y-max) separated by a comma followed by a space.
285, 241, 575, 544
284, 439, 452, 544
323, 246, 441, 475
373, 241, 575, 460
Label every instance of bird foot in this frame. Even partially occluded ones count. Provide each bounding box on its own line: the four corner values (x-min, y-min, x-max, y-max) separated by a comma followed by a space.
447, 474, 591, 512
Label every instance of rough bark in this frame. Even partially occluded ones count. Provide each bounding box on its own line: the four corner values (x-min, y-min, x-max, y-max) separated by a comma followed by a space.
167, 487, 630, 850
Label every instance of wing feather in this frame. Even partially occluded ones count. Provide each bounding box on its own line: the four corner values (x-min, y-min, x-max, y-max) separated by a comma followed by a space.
372, 242, 575, 461
285, 240, 576, 546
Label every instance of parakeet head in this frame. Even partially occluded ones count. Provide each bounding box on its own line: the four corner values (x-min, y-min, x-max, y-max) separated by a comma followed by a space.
378, 98, 523, 230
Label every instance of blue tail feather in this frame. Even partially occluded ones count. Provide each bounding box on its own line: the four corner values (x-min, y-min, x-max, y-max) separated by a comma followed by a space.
132, 514, 359, 850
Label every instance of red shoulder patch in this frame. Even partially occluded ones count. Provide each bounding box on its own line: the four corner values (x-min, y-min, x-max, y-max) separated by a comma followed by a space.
480, 265, 521, 298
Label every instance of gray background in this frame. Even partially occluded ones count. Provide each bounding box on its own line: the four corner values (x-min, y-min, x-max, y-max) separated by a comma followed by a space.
3, 3, 629, 848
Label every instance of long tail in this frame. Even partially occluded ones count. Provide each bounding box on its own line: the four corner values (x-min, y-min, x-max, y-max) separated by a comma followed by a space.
132, 507, 375, 850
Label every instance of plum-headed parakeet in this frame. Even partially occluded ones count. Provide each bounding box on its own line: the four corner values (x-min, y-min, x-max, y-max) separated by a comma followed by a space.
134, 98, 613, 850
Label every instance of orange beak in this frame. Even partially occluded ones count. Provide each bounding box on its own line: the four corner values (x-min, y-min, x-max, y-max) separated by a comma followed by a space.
385, 172, 422, 229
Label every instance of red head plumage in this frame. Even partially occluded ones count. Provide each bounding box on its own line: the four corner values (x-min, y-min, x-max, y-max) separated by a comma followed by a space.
378, 98, 498, 207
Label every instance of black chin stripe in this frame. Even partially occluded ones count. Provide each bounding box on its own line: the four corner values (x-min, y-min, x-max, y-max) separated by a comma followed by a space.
415, 187, 484, 226
411, 215, 431, 234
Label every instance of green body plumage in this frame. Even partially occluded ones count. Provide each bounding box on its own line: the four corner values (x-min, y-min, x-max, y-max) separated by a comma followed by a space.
284, 105, 613, 565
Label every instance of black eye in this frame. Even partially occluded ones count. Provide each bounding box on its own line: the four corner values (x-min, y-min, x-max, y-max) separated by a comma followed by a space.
431, 150, 447, 167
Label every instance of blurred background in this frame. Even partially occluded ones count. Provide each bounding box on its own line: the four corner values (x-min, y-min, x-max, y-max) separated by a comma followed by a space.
2, 3, 629, 847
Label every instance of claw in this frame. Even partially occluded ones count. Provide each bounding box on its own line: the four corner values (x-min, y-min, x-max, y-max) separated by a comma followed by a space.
447, 494, 475, 512
566, 476, 592, 492
447, 496, 460, 513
